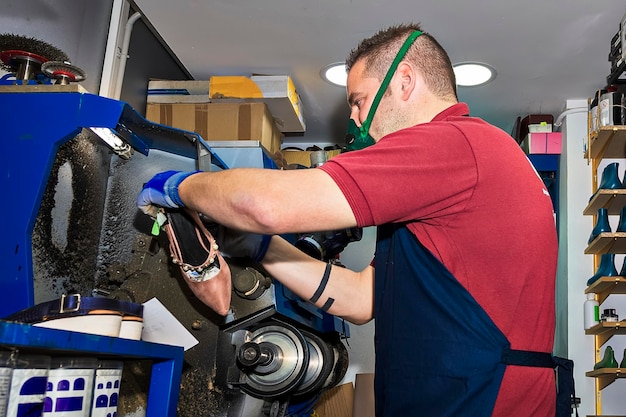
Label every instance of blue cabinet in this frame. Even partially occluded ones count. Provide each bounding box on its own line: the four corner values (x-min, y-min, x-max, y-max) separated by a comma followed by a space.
0, 321, 183, 416
0, 85, 211, 416
528, 154, 560, 225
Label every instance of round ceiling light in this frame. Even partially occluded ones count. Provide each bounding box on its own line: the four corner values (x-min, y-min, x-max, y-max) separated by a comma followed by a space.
321, 62, 347, 87
453, 62, 496, 87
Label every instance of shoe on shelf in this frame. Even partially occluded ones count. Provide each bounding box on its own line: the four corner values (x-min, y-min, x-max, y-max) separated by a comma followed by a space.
594, 345, 619, 370
589, 207, 611, 245
590, 162, 623, 201
587, 253, 619, 286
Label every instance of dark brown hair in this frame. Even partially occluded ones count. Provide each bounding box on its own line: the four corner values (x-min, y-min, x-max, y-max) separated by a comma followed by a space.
345, 23, 457, 100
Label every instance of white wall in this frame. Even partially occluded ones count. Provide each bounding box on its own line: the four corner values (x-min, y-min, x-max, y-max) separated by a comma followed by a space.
559, 99, 595, 415
335, 227, 377, 385
0, 0, 112, 94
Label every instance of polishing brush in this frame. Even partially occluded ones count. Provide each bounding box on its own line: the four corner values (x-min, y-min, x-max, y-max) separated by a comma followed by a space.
0, 33, 70, 82
41, 61, 86, 85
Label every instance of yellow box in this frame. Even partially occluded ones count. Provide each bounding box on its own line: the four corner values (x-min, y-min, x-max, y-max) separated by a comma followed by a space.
147, 75, 305, 133
145, 102, 283, 154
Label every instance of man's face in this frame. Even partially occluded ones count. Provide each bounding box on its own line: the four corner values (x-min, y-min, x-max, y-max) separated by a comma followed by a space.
346, 59, 385, 141
346, 59, 401, 142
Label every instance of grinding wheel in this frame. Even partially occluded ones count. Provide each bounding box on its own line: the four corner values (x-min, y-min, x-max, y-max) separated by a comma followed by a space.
236, 320, 309, 399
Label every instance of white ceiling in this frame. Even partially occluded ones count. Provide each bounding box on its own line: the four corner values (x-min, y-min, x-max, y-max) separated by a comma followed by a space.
134, 0, 626, 144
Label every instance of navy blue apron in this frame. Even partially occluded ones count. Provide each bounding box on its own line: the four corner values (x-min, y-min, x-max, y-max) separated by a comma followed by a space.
373, 224, 574, 417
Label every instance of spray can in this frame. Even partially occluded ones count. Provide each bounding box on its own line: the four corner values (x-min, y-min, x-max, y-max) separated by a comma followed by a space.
584, 293, 600, 330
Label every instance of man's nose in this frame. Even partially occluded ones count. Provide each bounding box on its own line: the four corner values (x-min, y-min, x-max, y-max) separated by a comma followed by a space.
349, 112, 361, 128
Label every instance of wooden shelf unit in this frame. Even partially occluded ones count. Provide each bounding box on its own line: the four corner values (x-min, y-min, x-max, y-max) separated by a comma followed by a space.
584, 123, 626, 412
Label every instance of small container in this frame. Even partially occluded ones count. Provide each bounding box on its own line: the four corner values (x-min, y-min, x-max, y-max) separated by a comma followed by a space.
90, 360, 123, 417
5, 354, 50, 417
43, 357, 96, 417
601, 308, 619, 323
584, 293, 600, 330
589, 89, 607, 132
0, 352, 17, 417
599, 91, 625, 127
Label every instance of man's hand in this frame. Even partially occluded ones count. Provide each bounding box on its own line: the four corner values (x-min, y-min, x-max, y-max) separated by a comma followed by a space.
210, 223, 272, 263
137, 170, 200, 217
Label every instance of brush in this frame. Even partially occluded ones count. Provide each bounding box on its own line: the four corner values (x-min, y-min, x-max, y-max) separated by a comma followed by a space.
0, 33, 70, 82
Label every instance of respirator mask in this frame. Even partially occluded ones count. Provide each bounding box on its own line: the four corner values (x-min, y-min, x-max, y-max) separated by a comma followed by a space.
344, 30, 423, 151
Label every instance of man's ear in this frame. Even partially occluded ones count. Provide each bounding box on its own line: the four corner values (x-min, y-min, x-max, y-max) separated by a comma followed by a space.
397, 61, 416, 100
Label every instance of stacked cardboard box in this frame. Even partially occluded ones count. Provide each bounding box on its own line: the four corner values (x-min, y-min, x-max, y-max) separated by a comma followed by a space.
146, 75, 305, 133
145, 102, 283, 156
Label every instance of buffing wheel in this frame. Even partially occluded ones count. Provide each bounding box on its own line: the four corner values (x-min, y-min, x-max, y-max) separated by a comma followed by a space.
41, 61, 86, 84
236, 320, 309, 399
0, 33, 70, 81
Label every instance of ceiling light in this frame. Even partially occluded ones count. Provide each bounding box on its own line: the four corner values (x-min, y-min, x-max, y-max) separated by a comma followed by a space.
321, 62, 347, 87
453, 62, 496, 87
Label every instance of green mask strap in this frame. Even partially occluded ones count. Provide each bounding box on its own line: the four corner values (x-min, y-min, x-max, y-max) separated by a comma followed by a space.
345, 30, 423, 151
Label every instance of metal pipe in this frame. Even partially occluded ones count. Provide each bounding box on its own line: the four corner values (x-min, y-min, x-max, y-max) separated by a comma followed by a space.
113, 11, 142, 100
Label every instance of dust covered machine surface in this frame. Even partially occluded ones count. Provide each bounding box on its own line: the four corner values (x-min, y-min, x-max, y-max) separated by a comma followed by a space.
0, 80, 350, 416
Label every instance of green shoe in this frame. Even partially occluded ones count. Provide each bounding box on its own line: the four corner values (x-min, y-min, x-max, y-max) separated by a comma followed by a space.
595, 345, 619, 369
620, 348, 626, 368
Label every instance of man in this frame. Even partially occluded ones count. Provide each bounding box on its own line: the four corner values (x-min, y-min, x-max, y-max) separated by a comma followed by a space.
138, 23, 558, 417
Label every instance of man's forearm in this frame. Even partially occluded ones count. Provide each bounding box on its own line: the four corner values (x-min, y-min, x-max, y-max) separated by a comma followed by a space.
260, 236, 375, 324
178, 168, 359, 235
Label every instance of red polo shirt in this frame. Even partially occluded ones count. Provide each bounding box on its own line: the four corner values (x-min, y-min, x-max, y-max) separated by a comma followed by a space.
321, 103, 557, 416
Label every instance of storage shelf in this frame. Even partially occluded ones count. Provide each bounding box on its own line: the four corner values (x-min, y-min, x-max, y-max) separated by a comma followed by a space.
585, 123, 626, 409
586, 415, 626, 417
587, 126, 626, 160
585, 368, 626, 390
585, 232, 626, 254
585, 321, 626, 346
586, 277, 626, 304
584, 189, 626, 215
0, 321, 184, 417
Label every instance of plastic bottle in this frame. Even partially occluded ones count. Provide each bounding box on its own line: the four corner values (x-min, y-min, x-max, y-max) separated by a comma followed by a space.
584, 293, 600, 330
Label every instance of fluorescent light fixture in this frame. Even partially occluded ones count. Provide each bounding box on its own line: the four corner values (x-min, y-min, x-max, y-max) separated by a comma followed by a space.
322, 61, 495, 87
90, 127, 133, 159
453, 62, 496, 87
321, 62, 347, 87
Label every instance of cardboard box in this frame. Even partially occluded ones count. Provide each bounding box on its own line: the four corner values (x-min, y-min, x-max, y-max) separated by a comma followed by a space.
313, 382, 354, 417
520, 132, 562, 155
527, 123, 552, 133
145, 102, 283, 154
147, 75, 305, 133
514, 114, 554, 143
281, 149, 342, 167
146, 80, 211, 103
352, 373, 375, 417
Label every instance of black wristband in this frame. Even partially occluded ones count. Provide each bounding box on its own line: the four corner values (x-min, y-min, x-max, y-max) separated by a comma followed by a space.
320, 297, 335, 312
310, 262, 332, 304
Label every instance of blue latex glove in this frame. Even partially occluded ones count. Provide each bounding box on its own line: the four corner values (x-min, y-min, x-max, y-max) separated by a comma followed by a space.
137, 170, 200, 217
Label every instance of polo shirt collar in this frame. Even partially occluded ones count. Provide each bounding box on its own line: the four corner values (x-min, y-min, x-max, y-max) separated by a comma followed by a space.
432, 102, 470, 121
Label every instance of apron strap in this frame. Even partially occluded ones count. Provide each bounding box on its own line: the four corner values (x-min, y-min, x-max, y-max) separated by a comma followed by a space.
501, 348, 555, 368
501, 349, 579, 417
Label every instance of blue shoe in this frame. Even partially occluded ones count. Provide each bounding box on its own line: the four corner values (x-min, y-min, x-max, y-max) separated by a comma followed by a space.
588, 253, 619, 286
589, 207, 611, 244
591, 162, 622, 201
618, 205, 626, 233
